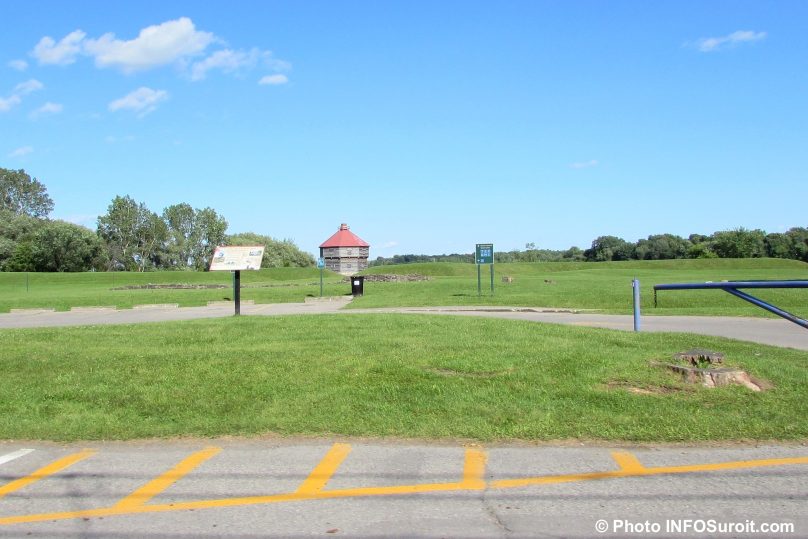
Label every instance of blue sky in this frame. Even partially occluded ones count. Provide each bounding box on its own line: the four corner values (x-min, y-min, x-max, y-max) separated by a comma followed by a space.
2, 1, 806, 257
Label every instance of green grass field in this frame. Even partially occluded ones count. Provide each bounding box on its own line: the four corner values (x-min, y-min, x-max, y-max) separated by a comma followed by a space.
355, 258, 808, 316
1, 315, 806, 442
2, 258, 807, 317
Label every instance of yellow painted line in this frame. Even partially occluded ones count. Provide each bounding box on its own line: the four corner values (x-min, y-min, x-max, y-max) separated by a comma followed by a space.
611, 451, 648, 474
2, 452, 808, 527
460, 448, 487, 489
114, 446, 221, 509
489, 454, 808, 489
295, 443, 351, 495
0, 450, 96, 500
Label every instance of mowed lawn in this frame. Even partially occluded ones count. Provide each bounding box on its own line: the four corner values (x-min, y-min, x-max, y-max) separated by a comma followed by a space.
1, 314, 806, 442
356, 258, 808, 316
1, 258, 806, 317
0, 267, 347, 312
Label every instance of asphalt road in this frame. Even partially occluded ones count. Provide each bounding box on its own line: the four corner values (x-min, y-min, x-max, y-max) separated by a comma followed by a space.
1, 441, 807, 538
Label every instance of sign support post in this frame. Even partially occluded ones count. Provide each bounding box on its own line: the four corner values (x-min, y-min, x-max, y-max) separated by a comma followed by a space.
317, 257, 325, 297
234, 270, 241, 316
475, 243, 494, 297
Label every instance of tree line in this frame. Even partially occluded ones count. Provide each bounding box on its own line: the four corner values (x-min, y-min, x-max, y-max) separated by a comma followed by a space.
371, 229, 808, 267
1, 168, 314, 272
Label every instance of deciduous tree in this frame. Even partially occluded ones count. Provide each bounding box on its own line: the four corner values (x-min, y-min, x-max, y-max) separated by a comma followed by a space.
0, 168, 54, 217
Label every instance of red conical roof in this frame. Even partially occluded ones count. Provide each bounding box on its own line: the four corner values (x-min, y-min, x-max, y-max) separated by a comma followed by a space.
319, 223, 370, 248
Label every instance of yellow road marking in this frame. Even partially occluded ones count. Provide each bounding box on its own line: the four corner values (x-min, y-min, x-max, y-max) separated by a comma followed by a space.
489, 453, 808, 489
611, 451, 648, 474
0, 450, 96, 500
461, 448, 487, 489
295, 443, 352, 495
1, 450, 807, 527
114, 446, 221, 509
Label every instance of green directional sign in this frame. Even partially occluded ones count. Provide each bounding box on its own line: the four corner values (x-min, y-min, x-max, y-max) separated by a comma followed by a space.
475, 244, 494, 265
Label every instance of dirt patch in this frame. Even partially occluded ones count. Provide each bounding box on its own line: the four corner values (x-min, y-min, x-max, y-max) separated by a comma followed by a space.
344, 274, 431, 283
604, 380, 687, 395
423, 366, 515, 379
112, 284, 227, 290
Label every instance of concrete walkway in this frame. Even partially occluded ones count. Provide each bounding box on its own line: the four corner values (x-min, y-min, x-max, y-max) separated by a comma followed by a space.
1, 300, 806, 351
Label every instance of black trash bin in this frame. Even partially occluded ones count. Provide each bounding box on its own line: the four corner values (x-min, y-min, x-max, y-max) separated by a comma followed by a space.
351, 276, 365, 296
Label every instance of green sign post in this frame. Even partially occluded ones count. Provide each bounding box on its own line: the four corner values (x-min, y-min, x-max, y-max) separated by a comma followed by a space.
475, 243, 494, 296
317, 257, 325, 296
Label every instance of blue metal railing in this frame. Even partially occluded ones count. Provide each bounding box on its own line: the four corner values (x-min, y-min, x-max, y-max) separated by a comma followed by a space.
653, 280, 808, 330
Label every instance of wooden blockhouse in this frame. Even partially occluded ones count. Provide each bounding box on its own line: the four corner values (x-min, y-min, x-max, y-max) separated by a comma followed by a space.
319, 223, 370, 275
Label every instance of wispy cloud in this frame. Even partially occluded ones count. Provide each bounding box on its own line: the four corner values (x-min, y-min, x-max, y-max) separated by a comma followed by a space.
192, 48, 290, 82
379, 241, 399, 249
0, 79, 44, 113
570, 159, 599, 169
109, 87, 168, 117
14, 79, 44, 95
8, 146, 33, 158
0, 95, 22, 112
8, 59, 28, 71
32, 30, 87, 65
30, 101, 63, 119
191, 48, 255, 81
259, 74, 288, 86
694, 30, 766, 52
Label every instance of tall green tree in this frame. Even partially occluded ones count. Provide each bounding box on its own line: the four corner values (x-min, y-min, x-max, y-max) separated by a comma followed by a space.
0, 209, 41, 271
97, 196, 166, 271
711, 228, 766, 258
228, 232, 314, 268
585, 236, 632, 261
190, 207, 227, 270
0, 168, 54, 217
162, 203, 196, 269
635, 234, 691, 260
785, 227, 808, 262
30, 220, 106, 272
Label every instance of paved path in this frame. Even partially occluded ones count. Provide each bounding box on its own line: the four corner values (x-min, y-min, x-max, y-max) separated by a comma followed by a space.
1, 440, 806, 538
348, 306, 808, 351
2, 300, 806, 350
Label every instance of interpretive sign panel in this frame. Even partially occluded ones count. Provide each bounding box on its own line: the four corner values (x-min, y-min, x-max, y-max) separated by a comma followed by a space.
209, 246, 265, 271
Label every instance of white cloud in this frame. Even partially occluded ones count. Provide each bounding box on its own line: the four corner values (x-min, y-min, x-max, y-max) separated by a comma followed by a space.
84, 17, 215, 73
0, 79, 43, 112
14, 79, 44, 95
379, 241, 399, 249
191, 48, 255, 81
109, 87, 168, 116
31, 101, 63, 119
8, 146, 33, 158
0, 94, 22, 112
259, 74, 289, 86
570, 159, 599, 169
32, 30, 87, 65
8, 59, 28, 71
695, 30, 766, 52
192, 48, 290, 81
